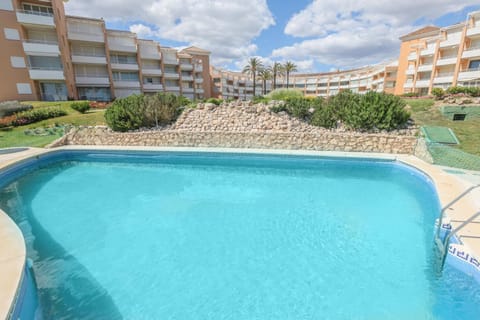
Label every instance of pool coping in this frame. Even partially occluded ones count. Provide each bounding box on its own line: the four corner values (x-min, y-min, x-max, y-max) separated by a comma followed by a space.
0, 146, 479, 318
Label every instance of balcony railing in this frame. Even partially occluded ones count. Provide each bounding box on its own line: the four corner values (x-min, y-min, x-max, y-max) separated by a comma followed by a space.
28, 67, 64, 80
16, 9, 55, 27
436, 72, 454, 77
68, 30, 105, 42
24, 39, 58, 45
72, 51, 106, 57
75, 75, 110, 85
17, 9, 53, 17
22, 39, 59, 55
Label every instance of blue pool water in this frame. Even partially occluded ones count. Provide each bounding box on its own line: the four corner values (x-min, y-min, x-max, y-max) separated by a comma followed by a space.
1, 151, 480, 319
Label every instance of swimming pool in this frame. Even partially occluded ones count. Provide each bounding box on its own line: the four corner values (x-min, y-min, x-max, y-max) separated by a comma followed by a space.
1, 150, 480, 319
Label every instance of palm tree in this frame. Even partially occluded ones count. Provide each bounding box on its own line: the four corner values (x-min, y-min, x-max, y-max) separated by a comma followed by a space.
271, 62, 284, 90
258, 68, 272, 95
284, 61, 298, 89
242, 57, 264, 98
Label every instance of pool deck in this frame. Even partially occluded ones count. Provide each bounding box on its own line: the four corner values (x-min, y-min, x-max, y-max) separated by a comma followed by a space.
0, 146, 479, 318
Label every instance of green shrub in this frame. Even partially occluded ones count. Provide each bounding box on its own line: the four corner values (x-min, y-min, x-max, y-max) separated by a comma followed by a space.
446, 86, 466, 95
284, 97, 311, 119
252, 96, 271, 104
144, 92, 186, 127
105, 93, 187, 131
326, 90, 359, 119
431, 88, 445, 100
342, 91, 410, 131
70, 101, 91, 113
206, 98, 223, 106
445, 86, 480, 97
12, 107, 67, 126
465, 87, 480, 97
104, 95, 146, 132
0, 101, 33, 118
311, 104, 337, 128
401, 92, 420, 97
267, 89, 303, 101
269, 104, 288, 113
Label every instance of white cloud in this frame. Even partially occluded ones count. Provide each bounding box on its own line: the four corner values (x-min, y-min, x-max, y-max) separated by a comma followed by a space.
65, 0, 274, 66
129, 24, 155, 38
275, 0, 478, 69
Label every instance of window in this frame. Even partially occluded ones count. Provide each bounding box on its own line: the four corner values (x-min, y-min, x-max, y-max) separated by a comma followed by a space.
0, 0, 13, 11
22, 3, 53, 16
28, 56, 62, 70
3, 28, 19, 40
112, 71, 139, 81
10, 56, 26, 68
110, 54, 137, 64
16, 83, 32, 94
469, 60, 480, 70
78, 87, 111, 101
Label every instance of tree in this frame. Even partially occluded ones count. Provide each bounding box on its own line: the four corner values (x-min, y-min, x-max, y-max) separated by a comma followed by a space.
271, 62, 284, 90
258, 68, 272, 95
284, 61, 298, 89
242, 57, 264, 98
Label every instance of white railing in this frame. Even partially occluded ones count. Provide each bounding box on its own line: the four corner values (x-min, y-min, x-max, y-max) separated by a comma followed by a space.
17, 9, 53, 17
23, 39, 58, 45
29, 66, 62, 70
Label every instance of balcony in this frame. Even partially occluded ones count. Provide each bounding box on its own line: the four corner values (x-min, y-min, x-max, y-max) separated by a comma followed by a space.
16, 10, 54, 27
195, 78, 204, 84
164, 72, 179, 79
68, 31, 104, 43
109, 42, 137, 53
419, 47, 435, 56
182, 87, 194, 93
433, 73, 454, 84
415, 80, 430, 88
71, 54, 107, 65
139, 50, 160, 60
458, 68, 480, 81
196, 88, 204, 94
143, 83, 163, 91
165, 86, 180, 91
440, 37, 461, 48
417, 64, 433, 72
436, 56, 457, 66
404, 81, 414, 88
111, 63, 139, 71
180, 63, 193, 71
22, 40, 59, 56
466, 26, 480, 37
141, 68, 162, 76
462, 46, 480, 59
113, 80, 141, 88
28, 68, 64, 80
195, 65, 203, 72
181, 75, 193, 81
163, 58, 179, 65
75, 75, 110, 86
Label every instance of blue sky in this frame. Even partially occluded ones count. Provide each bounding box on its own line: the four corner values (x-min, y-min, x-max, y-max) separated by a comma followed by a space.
65, 1, 480, 72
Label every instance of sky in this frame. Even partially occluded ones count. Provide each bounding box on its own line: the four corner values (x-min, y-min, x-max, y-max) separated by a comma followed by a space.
64, 1, 480, 73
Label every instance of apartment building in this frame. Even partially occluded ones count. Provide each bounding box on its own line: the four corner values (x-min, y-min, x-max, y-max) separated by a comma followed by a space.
396, 11, 480, 95
0, 0, 211, 101
211, 60, 397, 100
211, 68, 265, 100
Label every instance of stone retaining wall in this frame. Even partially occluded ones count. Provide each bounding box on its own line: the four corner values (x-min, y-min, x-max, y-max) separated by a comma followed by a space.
52, 126, 417, 154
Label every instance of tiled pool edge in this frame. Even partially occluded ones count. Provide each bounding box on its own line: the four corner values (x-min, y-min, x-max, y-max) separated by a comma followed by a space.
0, 147, 479, 319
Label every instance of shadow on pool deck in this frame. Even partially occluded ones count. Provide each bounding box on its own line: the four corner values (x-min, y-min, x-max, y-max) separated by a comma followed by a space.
0, 183, 123, 320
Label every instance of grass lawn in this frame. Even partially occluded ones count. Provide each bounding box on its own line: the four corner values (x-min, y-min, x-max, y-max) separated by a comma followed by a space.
0, 101, 105, 148
405, 98, 480, 156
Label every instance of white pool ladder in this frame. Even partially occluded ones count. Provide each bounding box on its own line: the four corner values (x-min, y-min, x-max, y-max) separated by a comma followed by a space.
434, 184, 480, 270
